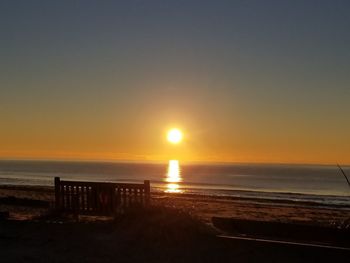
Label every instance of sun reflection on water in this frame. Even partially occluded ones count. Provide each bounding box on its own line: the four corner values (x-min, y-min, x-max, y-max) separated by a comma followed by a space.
165, 160, 182, 193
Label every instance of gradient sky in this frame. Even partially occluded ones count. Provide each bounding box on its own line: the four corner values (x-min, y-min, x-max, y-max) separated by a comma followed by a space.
1, 1, 350, 164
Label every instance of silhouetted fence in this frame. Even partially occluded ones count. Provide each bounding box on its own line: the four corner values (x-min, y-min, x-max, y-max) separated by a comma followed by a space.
54, 177, 150, 215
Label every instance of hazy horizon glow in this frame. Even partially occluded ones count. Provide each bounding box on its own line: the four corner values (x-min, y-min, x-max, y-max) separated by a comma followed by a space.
1, 1, 350, 165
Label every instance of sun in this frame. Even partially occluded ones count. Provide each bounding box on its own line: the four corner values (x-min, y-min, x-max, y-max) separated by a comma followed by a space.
167, 128, 183, 144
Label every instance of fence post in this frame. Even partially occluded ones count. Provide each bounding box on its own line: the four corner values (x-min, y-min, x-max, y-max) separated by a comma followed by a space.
54, 177, 61, 210
144, 180, 150, 205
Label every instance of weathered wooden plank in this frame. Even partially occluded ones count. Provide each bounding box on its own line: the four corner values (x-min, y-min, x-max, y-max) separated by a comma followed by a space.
72, 186, 78, 212
144, 180, 150, 205
68, 186, 72, 210
81, 186, 85, 211
86, 186, 91, 211
54, 177, 61, 209
64, 185, 68, 209
60, 184, 65, 210
60, 180, 146, 189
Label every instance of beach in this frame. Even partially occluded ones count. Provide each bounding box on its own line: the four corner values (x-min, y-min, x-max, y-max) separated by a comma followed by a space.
1, 185, 350, 262
1, 185, 349, 226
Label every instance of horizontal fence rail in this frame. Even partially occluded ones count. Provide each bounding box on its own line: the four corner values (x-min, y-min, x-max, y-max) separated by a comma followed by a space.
54, 177, 150, 215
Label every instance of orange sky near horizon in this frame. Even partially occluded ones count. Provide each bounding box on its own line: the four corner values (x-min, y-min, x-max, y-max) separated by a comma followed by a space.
1, 76, 349, 165
0, 116, 349, 165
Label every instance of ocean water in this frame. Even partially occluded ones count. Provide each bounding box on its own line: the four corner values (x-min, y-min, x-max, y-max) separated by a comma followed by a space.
0, 160, 349, 206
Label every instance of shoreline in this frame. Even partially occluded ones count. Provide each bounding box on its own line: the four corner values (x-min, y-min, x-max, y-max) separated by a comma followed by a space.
151, 188, 350, 209
1, 183, 350, 209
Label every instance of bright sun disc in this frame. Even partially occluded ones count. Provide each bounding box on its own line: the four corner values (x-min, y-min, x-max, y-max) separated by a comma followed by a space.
167, 129, 182, 144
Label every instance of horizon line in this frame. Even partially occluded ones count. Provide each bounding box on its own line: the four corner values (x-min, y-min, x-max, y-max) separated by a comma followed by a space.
0, 157, 348, 167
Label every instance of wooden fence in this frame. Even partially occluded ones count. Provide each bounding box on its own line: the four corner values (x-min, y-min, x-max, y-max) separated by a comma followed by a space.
54, 177, 150, 215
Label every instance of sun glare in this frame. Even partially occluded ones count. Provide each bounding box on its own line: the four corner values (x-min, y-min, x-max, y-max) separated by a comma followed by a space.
165, 160, 182, 193
167, 128, 183, 144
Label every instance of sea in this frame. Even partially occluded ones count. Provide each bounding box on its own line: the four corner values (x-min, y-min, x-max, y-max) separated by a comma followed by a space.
0, 160, 349, 207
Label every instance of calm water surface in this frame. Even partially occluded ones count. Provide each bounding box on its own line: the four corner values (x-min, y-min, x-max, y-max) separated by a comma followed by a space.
0, 160, 349, 205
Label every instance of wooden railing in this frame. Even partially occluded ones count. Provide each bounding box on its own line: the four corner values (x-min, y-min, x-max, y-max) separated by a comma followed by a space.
54, 177, 150, 215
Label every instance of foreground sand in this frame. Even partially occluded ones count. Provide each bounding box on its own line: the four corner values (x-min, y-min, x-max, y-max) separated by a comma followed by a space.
0, 185, 350, 262
1, 206, 350, 262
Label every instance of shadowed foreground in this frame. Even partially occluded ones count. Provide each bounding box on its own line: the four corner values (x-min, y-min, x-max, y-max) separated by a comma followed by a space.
1, 207, 349, 263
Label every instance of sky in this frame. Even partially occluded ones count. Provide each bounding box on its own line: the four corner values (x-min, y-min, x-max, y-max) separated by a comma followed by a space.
1, 0, 350, 164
